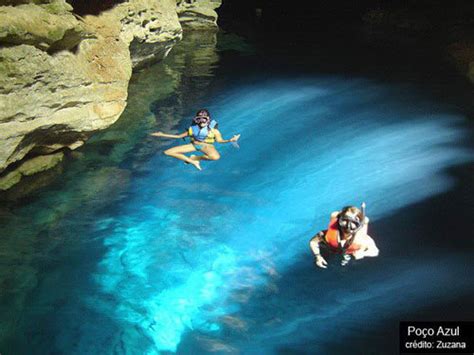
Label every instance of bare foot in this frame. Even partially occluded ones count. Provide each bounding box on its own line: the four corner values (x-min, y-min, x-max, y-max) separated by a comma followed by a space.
184, 155, 200, 165
190, 160, 202, 171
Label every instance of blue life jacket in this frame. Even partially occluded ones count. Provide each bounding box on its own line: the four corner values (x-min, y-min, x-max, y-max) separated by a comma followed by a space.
188, 120, 218, 143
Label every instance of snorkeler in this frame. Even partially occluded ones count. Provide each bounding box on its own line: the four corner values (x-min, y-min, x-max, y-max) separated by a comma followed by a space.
309, 203, 379, 268
150, 109, 241, 171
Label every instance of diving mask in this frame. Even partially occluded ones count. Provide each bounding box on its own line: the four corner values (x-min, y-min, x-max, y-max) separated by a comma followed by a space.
338, 215, 362, 232
193, 116, 210, 125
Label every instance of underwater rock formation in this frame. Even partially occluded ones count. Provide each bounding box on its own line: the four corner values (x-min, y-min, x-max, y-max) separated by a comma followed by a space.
0, 0, 220, 191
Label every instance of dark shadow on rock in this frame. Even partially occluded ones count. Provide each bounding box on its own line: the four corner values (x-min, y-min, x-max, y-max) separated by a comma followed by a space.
66, 0, 126, 16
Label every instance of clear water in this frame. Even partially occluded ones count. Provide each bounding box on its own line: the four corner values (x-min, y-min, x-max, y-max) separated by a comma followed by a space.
1, 32, 473, 354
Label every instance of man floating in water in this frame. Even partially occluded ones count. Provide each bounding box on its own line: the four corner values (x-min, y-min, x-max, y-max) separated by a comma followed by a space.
309, 203, 379, 268
151, 109, 241, 171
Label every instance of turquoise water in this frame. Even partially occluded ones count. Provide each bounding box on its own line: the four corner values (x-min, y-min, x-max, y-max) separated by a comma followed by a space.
1, 33, 473, 354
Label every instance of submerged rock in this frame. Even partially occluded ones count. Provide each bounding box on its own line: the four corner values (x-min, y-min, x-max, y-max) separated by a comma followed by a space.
0, 152, 64, 190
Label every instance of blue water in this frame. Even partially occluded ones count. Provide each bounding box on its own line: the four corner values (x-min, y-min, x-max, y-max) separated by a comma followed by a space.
1, 34, 473, 354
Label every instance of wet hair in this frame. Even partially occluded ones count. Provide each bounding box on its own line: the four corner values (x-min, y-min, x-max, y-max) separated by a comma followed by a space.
195, 109, 210, 118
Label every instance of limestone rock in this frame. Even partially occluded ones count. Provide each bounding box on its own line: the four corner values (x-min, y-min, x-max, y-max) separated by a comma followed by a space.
0, 0, 71, 10
0, 152, 64, 190
176, 0, 221, 30
0, 0, 184, 189
0, 1, 89, 52
118, 0, 183, 68
0, 0, 222, 191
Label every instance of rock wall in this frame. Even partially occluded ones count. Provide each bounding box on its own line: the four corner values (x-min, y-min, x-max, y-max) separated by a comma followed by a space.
176, 0, 220, 30
0, 0, 221, 191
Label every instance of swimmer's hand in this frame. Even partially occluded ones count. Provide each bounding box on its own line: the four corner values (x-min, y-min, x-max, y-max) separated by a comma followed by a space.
352, 250, 365, 260
341, 254, 351, 266
150, 131, 164, 137
315, 255, 328, 269
230, 134, 241, 142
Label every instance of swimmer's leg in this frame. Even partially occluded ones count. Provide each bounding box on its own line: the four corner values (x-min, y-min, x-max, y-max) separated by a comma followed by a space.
164, 144, 201, 170
197, 144, 221, 161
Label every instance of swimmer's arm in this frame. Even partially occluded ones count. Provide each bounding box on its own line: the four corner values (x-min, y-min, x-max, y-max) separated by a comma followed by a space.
353, 235, 379, 259
214, 129, 241, 143
310, 231, 328, 268
150, 131, 188, 139
359, 217, 369, 236
357, 218, 374, 256
362, 236, 379, 257
309, 232, 323, 256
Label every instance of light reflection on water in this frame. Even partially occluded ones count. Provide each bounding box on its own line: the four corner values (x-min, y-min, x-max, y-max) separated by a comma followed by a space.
0, 34, 473, 354
91, 78, 471, 353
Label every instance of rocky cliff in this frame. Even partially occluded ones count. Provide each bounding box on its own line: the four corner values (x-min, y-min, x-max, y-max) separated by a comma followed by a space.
0, 0, 221, 191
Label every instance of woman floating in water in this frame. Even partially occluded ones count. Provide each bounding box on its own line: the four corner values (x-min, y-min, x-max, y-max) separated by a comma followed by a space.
151, 109, 241, 171
309, 203, 379, 268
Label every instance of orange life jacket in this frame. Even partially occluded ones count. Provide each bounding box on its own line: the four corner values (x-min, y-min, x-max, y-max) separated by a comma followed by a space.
324, 217, 362, 255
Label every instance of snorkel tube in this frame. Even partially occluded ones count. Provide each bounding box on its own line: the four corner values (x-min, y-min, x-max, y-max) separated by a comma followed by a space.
354, 201, 366, 233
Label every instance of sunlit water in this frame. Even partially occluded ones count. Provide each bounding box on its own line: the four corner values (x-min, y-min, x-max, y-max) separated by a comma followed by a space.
1, 32, 473, 354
